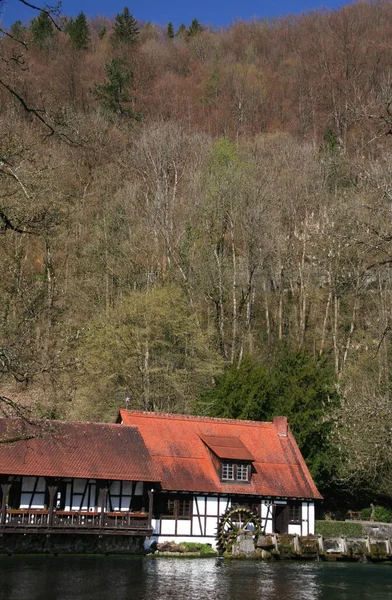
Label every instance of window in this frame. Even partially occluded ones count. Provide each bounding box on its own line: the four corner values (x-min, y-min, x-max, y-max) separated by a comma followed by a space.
164, 496, 192, 519
221, 462, 250, 482
236, 464, 249, 481
177, 498, 191, 517
166, 499, 176, 516
289, 505, 301, 522
222, 463, 235, 480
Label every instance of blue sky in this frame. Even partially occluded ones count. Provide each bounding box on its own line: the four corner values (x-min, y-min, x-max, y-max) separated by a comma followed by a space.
1, 0, 354, 28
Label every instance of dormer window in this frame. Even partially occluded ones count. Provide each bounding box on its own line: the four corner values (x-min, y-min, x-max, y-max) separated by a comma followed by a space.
200, 434, 254, 484
221, 462, 250, 482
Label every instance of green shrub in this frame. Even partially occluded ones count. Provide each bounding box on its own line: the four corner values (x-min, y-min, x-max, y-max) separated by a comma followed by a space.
360, 506, 391, 523
374, 506, 391, 523
316, 520, 364, 537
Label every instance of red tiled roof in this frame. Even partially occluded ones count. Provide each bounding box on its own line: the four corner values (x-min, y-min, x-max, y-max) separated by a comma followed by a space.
0, 419, 159, 482
118, 410, 322, 500
200, 435, 254, 461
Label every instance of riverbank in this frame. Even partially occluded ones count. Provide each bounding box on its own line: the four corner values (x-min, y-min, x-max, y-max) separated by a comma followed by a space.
147, 534, 392, 563
0, 533, 144, 555
2, 532, 392, 563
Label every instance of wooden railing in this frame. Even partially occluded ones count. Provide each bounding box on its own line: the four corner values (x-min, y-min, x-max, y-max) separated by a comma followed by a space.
1, 509, 150, 533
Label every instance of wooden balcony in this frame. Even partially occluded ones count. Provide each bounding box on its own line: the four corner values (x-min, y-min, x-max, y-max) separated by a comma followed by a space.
1, 509, 152, 536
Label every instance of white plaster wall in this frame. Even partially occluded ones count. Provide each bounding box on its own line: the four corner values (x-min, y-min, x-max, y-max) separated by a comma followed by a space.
151, 517, 160, 535
193, 496, 205, 514
110, 498, 121, 511
64, 478, 96, 511
109, 480, 135, 511
191, 515, 202, 536
110, 481, 121, 494
288, 524, 302, 535
206, 496, 218, 515
308, 503, 315, 534
206, 516, 218, 536
160, 519, 176, 535
81, 482, 96, 511
176, 520, 192, 535
134, 482, 143, 495
72, 478, 87, 510
264, 518, 273, 534
301, 502, 309, 536
123, 481, 133, 495
220, 497, 231, 514
20, 476, 46, 509
261, 501, 274, 534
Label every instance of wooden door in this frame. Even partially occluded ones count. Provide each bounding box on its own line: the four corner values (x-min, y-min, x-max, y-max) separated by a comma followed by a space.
274, 505, 289, 534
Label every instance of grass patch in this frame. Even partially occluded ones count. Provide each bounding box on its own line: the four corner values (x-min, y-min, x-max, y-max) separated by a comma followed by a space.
180, 542, 216, 555
316, 520, 364, 537
155, 541, 216, 555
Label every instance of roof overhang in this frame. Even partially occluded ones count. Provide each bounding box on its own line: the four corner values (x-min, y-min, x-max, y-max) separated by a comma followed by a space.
200, 434, 254, 461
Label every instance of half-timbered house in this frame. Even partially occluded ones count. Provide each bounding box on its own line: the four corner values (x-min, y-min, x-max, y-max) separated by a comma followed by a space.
0, 411, 322, 551
0, 419, 158, 536
117, 411, 322, 548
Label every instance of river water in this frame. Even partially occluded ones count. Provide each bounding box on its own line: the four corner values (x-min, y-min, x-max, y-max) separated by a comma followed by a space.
0, 556, 391, 600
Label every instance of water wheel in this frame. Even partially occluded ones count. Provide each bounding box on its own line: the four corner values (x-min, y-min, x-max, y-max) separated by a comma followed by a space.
216, 506, 261, 554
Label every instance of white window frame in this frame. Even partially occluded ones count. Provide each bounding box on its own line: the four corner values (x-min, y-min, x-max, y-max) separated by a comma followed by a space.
236, 464, 249, 481
222, 463, 235, 480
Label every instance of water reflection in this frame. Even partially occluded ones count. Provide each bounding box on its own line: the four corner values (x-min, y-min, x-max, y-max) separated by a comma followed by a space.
0, 556, 391, 600
145, 560, 328, 600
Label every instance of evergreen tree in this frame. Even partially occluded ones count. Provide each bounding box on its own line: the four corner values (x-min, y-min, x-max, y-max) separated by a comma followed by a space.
91, 58, 139, 120
176, 24, 187, 38
266, 348, 338, 487
199, 349, 338, 490
111, 7, 139, 47
198, 356, 271, 420
167, 22, 174, 39
30, 11, 54, 48
9, 20, 27, 40
66, 12, 90, 50
188, 18, 203, 37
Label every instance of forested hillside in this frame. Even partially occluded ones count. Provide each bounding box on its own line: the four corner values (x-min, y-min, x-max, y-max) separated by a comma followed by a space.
1, 1, 392, 504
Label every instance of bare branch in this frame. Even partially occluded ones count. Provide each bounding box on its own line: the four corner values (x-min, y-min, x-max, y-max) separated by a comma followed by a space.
0, 78, 56, 135
0, 209, 35, 234
17, 0, 62, 31
0, 27, 28, 49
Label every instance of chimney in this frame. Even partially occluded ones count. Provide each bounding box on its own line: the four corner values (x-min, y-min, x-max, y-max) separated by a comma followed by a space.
273, 416, 288, 437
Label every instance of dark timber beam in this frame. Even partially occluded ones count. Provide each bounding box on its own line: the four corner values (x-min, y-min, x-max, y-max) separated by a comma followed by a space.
147, 490, 154, 529
47, 485, 58, 527
0, 483, 11, 526
100, 487, 108, 527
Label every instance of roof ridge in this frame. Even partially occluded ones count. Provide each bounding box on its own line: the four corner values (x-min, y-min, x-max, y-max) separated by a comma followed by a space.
119, 409, 272, 427
0, 417, 135, 430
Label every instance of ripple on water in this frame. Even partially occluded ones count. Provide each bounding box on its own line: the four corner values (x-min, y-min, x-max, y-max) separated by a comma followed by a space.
0, 556, 391, 600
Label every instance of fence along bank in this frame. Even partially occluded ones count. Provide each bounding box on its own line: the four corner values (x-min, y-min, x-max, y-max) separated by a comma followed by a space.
0, 411, 322, 553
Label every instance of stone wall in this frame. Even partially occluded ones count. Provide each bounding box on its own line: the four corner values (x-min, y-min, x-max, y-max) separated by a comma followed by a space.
362, 521, 392, 539
0, 534, 145, 555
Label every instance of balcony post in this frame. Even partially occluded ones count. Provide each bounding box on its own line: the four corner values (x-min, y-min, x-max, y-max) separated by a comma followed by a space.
100, 487, 108, 527
1, 483, 11, 526
48, 485, 58, 527
147, 489, 154, 529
